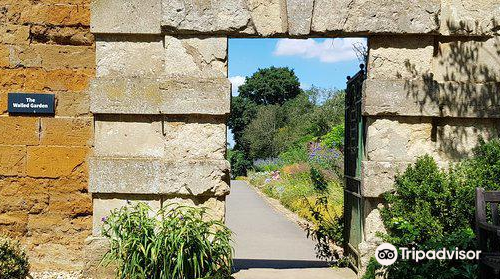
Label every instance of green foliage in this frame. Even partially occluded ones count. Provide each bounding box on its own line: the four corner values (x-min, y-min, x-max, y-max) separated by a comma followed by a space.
322, 124, 345, 150
305, 196, 345, 263
228, 96, 258, 153
229, 149, 252, 178
310, 166, 328, 192
101, 203, 233, 279
0, 236, 29, 279
278, 146, 309, 165
243, 105, 285, 159
238, 67, 302, 105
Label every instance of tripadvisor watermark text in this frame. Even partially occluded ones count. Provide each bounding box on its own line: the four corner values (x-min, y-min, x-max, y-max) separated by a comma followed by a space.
375, 243, 481, 266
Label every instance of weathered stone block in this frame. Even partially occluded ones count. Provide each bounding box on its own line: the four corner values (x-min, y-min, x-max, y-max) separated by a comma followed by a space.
0, 45, 9, 67
0, 92, 7, 115
435, 118, 500, 161
90, 77, 231, 115
162, 196, 225, 221
91, 0, 161, 34
10, 45, 95, 70
247, 0, 287, 36
20, 4, 90, 26
89, 157, 230, 196
30, 25, 94, 46
0, 24, 30, 45
164, 36, 227, 78
160, 160, 230, 196
94, 115, 164, 158
92, 196, 161, 235
0, 146, 26, 176
433, 37, 500, 83
311, 0, 440, 34
361, 160, 410, 197
94, 115, 226, 159
368, 36, 434, 80
40, 117, 93, 146
83, 237, 115, 279
286, 0, 314, 36
158, 77, 231, 115
0, 117, 39, 145
439, 82, 500, 118
22, 69, 94, 92
362, 79, 440, 116
365, 117, 435, 162
161, 0, 251, 33
96, 37, 164, 77
440, 0, 500, 36
55, 90, 90, 117
27, 146, 88, 178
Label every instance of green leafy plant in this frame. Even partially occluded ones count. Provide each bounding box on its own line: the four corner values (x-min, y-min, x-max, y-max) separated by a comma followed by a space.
322, 124, 345, 150
101, 203, 233, 279
0, 235, 29, 279
310, 166, 328, 192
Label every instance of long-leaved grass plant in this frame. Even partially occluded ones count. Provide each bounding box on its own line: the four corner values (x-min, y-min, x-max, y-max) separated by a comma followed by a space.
101, 203, 233, 279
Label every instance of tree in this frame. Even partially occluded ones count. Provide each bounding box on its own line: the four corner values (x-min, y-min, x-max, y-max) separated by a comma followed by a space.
238, 67, 302, 105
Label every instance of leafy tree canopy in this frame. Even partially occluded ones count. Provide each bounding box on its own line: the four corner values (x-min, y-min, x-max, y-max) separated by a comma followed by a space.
238, 66, 302, 105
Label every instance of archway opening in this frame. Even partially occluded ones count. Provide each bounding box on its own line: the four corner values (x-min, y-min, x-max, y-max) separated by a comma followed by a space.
224, 37, 367, 275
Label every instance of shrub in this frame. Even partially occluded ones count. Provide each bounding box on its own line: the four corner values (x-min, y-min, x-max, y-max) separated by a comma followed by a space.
310, 166, 328, 192
101, 203, 233, 279
253, 157, 282, 172
377, 155, 478, 278
322, 124, 345, 150
229, 149, 252, 178
0, 236, 29, 279
279, 146, 309, 165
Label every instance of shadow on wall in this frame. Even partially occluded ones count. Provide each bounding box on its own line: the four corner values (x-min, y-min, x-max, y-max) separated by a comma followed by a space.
403, 19, 500, 160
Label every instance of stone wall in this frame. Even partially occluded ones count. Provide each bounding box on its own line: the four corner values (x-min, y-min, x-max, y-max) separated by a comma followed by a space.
0, 0, 94, 271
1, 0, 499, 276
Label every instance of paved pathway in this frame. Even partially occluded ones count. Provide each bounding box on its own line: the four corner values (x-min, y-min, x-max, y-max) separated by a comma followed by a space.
226, 180, 356, 279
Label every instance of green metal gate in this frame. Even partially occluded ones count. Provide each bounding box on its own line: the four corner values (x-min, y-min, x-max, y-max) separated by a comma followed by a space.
343, 64, 366, 271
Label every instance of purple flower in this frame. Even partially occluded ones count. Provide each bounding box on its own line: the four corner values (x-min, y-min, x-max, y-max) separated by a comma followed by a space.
101, 216, 108, 222
179, 215, 184, 220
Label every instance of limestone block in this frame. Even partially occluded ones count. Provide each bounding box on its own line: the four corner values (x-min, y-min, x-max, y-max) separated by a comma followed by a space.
94, 115, 164, 158
96, 37, 164, 77
83, 237, 115, 279
247, 0, 287, 36
440, 0, 500, 36
161, 0, 251, 33
159, 77, 231, 115
286, 0, 314, 36
89, 157, 162, 194
162, 196, 225, 221
0, 117, 39, 145
162, 116, 226, 161
439, 82, 500, 118
433, 37, 500, 83
358, 201, 386, 274
311, 0, 440, 34
361, 161, 410, 197
365, 117, 435, 162
435, 118, 500, 161
368, 36, 434, 80
164, 36, 227, 78
160, 160, 230, 196
9, 45, 95, 70
0, 24, 30, 45
91, 0, 161, 34
90, 77, 230, 115
362, 79, 441, 117
94, 115, 226, 160
89, 157, 230, 196
90, 77, 162, 114
92, 196, 161, 236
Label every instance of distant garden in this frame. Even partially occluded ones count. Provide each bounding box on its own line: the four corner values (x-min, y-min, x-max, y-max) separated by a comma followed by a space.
228, 66, 346, 262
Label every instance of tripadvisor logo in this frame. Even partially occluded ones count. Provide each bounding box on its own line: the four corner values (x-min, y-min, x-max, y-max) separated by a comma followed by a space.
375, 243, 482, 266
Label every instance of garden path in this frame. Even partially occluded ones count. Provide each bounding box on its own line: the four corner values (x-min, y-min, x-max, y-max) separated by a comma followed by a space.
227, 180, 356, 279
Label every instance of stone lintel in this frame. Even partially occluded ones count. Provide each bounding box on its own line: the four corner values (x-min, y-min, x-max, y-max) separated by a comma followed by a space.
89, 157, 230, 196
90, 77, 231, 115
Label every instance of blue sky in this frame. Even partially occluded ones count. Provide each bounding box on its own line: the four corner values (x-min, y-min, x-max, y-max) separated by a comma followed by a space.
227, 37, 366, 146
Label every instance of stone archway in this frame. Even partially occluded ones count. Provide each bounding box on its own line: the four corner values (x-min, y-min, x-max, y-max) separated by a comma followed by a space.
86, 0, 500, 277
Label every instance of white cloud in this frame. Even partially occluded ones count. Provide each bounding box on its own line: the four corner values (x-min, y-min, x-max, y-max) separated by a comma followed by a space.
273, 38, 366, 63
229, 75, 246, 96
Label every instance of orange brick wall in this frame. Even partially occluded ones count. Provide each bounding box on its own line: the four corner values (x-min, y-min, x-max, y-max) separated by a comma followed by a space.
0, 0, 94, 271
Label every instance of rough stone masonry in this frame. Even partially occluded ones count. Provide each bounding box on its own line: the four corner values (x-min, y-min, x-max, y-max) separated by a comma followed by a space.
0, 0, 499, 277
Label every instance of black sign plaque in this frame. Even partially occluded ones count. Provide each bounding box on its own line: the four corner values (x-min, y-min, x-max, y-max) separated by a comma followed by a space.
8, 93, 55, 114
